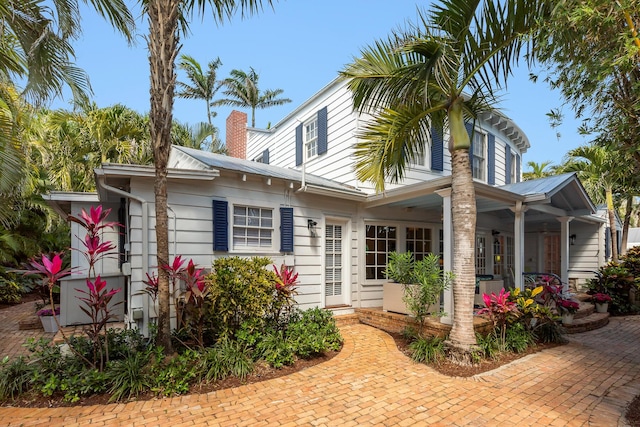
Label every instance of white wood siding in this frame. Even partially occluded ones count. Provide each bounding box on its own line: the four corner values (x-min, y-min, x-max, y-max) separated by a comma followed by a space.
246, 79, 526, 194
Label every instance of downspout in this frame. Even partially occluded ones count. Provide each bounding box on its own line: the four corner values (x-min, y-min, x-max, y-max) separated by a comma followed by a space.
96, 176, 149, 331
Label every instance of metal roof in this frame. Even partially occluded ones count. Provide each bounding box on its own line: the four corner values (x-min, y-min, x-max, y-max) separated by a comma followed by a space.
173, 145, 364, 197
500, 173, 596, 216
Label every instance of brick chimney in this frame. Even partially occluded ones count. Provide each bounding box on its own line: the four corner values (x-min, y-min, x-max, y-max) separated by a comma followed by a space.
226, 110, 247, 159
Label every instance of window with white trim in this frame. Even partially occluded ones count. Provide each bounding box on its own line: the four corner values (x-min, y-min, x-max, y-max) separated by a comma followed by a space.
232, 206, 273, 248
472, 131, 486, 181
510, 152, 517, 183
305, 117, 318, 160
406, 227, 432, 260
365, 224, 396, 280
253, 154, 264, 163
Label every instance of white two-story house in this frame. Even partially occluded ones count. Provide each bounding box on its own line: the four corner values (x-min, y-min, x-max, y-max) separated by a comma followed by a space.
46, 77, 608, 334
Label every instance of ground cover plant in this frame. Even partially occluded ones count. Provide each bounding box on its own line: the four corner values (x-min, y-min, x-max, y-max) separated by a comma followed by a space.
586, 246, 640, 316
400, 283, 567, 372
0, 205, 343, 406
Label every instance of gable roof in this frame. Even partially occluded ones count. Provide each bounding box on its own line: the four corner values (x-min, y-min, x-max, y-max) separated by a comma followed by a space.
171, 145, 365, 200
499, 172, 596, 216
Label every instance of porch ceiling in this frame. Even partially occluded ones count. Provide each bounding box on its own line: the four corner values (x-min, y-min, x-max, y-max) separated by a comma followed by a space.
362, 173, 596, 227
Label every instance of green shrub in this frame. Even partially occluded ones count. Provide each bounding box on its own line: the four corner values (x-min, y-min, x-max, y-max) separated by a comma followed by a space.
151, 349, 200, 397
403, 254, 451, 330
255, 329, 295, 368
0, 277, 22, 305
287, 308, 342, 358
201, 341, 254, 382
408, 336, 445, 363
384, 251, 416, 284
106, 350, 154, 402
207, 257, 277, 340
505, 322, 534, 353
0, 356, 34, 399
475, 331, 500, 360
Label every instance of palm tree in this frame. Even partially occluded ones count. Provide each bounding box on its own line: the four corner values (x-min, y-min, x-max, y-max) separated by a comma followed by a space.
172, 121, 226, 153
145, 0, 274, 351
0, 0, 134, 105
559, 143, 628, 262
340, 0, 549, 362
523, 160, 555, 180
215, 67, 291, 127
177, 55, 223, 126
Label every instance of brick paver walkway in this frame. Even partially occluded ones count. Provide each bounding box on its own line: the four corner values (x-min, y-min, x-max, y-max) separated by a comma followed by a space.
0, 301, 639, 426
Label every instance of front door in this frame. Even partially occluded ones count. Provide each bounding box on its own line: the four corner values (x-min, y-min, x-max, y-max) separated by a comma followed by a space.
325, 222, 346, 307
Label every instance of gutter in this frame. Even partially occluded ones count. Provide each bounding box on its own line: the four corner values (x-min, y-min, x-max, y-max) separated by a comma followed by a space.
296, 183, 365, 201
95, 175, 149, 332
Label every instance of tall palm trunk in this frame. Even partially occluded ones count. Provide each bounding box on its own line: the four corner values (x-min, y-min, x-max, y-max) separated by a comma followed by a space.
606, 187, 618, 262
448, 149, 478, 356
446, 102, 478, 361
148, 0, 180, 353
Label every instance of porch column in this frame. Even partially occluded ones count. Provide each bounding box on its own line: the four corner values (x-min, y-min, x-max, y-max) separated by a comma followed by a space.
510, 201, 527, 291
435, 188, 453, 325
557, 216, 574, 293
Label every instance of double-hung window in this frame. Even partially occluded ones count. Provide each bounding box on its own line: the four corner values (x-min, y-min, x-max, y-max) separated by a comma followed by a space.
305, 118, 318, 160
233, 206, 273, 249
472, 132, 486, 181
510, 152, 517, 183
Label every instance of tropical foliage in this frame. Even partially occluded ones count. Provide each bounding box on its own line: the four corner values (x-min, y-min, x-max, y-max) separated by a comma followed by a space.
215, 67, 292, 127
340, 0, 550, 363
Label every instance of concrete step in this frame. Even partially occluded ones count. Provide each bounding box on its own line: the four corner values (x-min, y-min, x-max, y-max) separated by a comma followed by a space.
562, 312, 610, 334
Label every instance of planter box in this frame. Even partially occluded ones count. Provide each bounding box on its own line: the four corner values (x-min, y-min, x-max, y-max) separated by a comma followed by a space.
382, 283, 440, 315
40, 315, 60, 333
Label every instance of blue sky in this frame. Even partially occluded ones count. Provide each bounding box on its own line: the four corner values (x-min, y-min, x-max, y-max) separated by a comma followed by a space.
52, 0, 590, 169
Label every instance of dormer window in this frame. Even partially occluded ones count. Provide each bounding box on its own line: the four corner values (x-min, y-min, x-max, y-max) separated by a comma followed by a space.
472, 131, 487, 181
305, 118, 318, 160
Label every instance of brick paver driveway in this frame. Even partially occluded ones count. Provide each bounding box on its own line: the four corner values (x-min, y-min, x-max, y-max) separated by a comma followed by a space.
1, 310, 639, 426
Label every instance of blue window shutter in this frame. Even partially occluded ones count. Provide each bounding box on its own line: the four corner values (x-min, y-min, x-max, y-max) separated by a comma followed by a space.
430, 125, 444, 172
505, 146, 512, 184
212, 200, 228, 252
317, 107, 328, 155
280, 207, 294, 252
263, 148, 269, 164
605, 227, 611, 259
516, 154, 521, 182
295, 123, 303, 166
487, 133, 495, 185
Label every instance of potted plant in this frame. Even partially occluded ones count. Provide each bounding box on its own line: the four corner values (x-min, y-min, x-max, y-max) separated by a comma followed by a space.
558, 298, 579, 324
591, 293, 611, 313
37, 306, 60, 333
382, 252, 416, 314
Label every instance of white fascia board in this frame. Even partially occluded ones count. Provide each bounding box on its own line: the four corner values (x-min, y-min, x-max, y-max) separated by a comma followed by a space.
96, 164, 219, 181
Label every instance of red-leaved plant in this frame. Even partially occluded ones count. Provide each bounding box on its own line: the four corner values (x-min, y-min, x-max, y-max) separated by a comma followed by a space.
161, 256, 209, 348
272, 264, 299, 323
24, 206, 122, 370
477, 289, 519, 351
76, 275, 122, 369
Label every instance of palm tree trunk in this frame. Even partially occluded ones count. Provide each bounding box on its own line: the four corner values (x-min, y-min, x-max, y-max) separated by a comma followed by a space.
148, 0, 180, 353
446, 100, 478, 363
606, 188, 618, 262
447, 148, 478, 359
